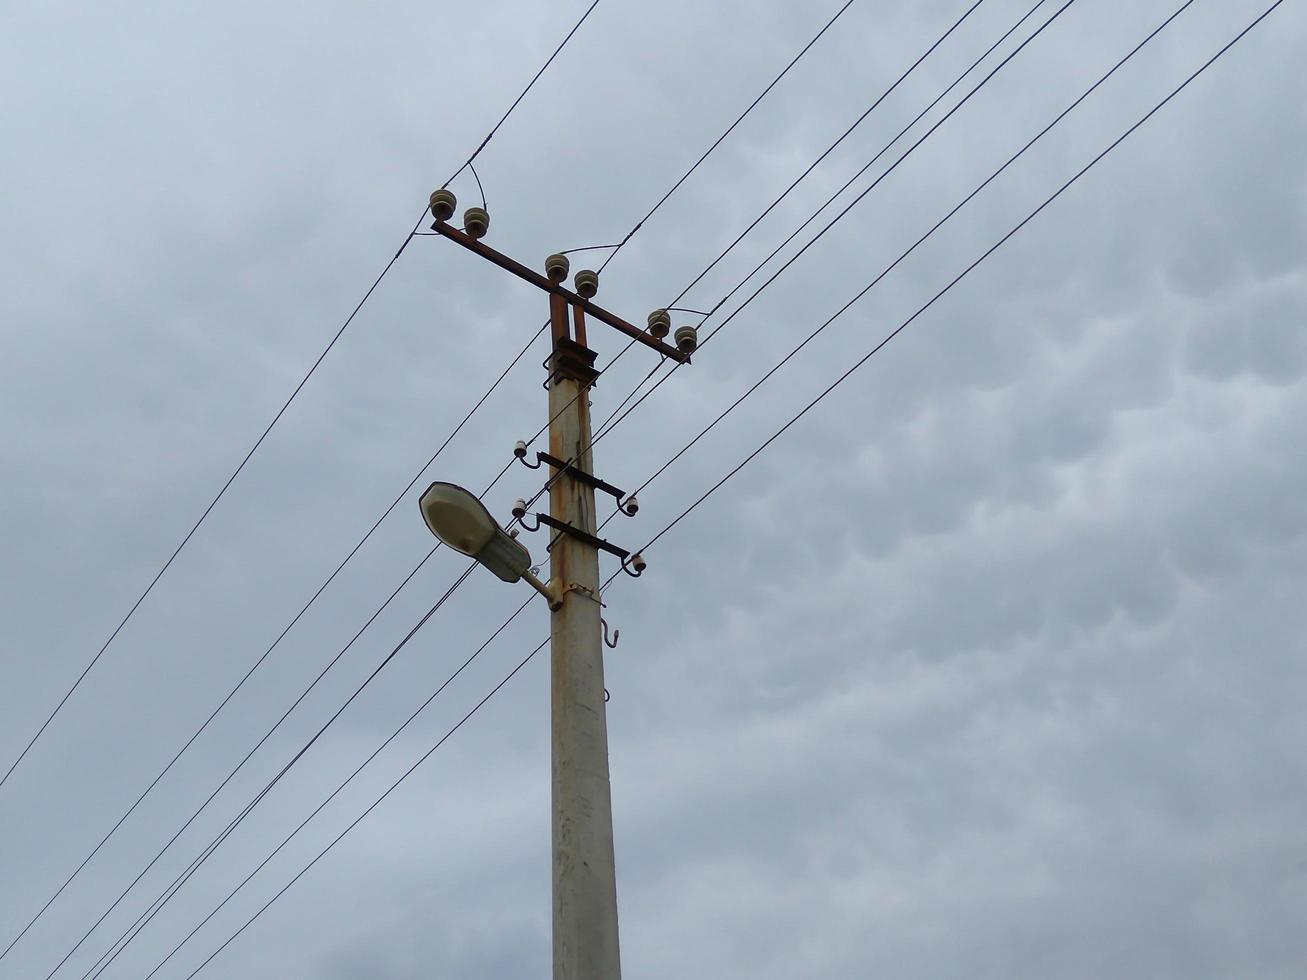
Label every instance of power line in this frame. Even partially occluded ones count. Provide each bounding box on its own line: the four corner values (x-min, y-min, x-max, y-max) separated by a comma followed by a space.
139, 594, 544, 980
589, 0, 1070, 449
443, 0, 603, 191
40, 3, 890, 971
668, 0, 990, 308
129, 1, 1287, 971
637, 0, 1286, 560
0, 0, 609, 802
0, 224, 419, 795
596, 0, 1200, 536
181, 636, 550, 980
80, 561, 482, 980
57, 459, 535, 980
38, 5, 860, 967
540, 0, 1008, 483
1, 1, 609, 961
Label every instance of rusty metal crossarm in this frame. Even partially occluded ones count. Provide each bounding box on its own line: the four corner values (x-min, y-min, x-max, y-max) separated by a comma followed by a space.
429, 219, 690, 363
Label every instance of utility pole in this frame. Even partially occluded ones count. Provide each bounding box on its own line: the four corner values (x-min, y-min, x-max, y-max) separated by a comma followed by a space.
423, 189, 693, 980
547, 291, 620, 978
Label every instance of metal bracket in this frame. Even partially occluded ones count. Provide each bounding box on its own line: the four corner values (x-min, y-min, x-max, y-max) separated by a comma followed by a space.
549, 337, 600, 387
537, 452, 625, 506
536, 513, 631, 561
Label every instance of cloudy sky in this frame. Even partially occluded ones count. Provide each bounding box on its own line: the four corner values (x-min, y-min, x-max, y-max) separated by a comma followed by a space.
2, 0, 1304, 977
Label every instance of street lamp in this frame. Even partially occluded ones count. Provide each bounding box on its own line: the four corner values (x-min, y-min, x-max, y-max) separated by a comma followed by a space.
419, 481, 558, 604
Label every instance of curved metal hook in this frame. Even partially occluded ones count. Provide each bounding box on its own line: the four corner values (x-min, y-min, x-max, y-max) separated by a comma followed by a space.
604, 687, 610, 703
514, 442, 542, 469
518, 512, 542, 532
601, 618, 619, 649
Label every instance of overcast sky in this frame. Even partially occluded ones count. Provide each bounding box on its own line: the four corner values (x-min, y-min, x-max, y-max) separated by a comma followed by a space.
2, 1, 1305, 977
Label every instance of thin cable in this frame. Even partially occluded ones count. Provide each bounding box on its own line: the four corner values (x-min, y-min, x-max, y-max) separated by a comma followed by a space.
182, 636, 549, 980
80, 561, 480, 980
123, 7, 1284, 966
639, 0, 1285, 559
506, 0, 865, 452
668, 0, 989, 308
444, 0, 603, 188
607, 0, 859, 254
0, 219, 423, 796
44, 546, 443, 980
141, 594, 542, 980
46, 5, 863, 967
559, 243, 624, 255
60, 458, 528, 980
590, 0, 1066, 447
468, 161, 488, 210
5, 316, 546, 971
595, 0, 1198, 538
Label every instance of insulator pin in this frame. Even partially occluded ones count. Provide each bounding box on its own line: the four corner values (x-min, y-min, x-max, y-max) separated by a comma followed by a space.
574, 269, 599, 298
545, 253, 570, 283
463, 206, 490, 239
674, 324, 698, 354
647, 309, 671, 339
429, 188, 457, 222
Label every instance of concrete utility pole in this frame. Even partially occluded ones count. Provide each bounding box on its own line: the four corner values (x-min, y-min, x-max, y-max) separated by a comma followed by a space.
546, 294, 621, 979
422, 188, 694, 980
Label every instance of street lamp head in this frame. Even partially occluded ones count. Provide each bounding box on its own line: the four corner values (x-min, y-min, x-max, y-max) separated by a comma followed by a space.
419, 481, 532, 583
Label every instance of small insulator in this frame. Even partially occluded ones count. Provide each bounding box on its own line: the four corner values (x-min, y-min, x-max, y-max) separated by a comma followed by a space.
463, 206, 490, 239
513, 439, 528, 459
622, 495, 639, 516
545, 253, 570, 283
631, 553, 647, 574
574, 269, 599, 298
429, 188, 457, 222
512, 498, 528, 520
674, 324, 698, 354
647, 309, 671, 339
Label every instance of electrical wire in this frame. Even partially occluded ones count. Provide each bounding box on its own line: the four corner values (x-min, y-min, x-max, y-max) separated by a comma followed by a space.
588, 0, 1071, 449
0, 222, 421, 796
140, 593, 543, 980
124, 2, 1287, 971
58, 459, 529, 980
636, 0, 1286, 560
443, 0, 603, 191
181, 636, 550, 980
439, 0, 865, 459
3, 0, 610, 960
77, 561, 481, 980
67, 461, 566, 979
594, 0, 1200, 536
42, 2, 872, 971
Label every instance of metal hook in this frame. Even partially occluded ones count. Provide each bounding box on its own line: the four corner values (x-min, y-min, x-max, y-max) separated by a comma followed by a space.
602, 618, 619, 649
519, 512, 542, 532
514, 441, 541, 469
620, 553, 646, 578
604, 688, 611, 703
